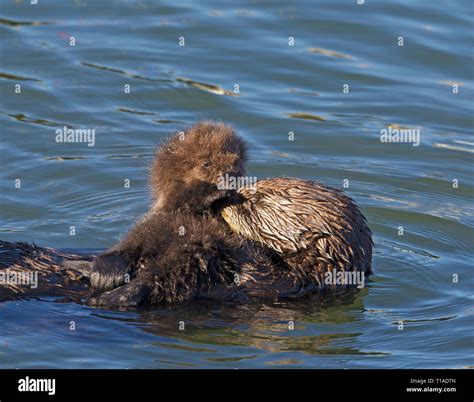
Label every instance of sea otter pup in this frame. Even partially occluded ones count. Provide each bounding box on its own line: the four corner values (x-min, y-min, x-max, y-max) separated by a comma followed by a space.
88, 122, 345, 306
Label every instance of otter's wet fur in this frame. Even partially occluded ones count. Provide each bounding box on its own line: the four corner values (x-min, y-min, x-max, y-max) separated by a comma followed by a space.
222, 177, 373, 288
0, 240, 90, 302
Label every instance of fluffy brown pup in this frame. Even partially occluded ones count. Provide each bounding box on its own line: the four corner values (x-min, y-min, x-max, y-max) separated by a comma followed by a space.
149, 120, 247, 214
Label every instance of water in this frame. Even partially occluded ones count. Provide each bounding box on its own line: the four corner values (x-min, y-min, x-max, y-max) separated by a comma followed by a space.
0, 0, 472, 368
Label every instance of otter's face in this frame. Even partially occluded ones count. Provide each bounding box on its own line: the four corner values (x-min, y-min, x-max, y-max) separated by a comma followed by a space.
185, 151, 244, 188
151, 122, 247, 213
180, 147, 245, 212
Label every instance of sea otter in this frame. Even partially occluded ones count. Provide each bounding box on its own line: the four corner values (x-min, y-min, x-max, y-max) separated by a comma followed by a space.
147, 121, 372, 287
0, 121, 372, 305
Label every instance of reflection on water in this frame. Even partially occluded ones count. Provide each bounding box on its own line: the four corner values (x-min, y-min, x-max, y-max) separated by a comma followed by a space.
0, 0, 472, 368
133, 291, 372, 356
1, 289, 386, 368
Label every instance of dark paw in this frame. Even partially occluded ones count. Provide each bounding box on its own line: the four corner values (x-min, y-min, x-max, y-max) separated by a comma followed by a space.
90, 252, 134, 292
87, 281, 150, 308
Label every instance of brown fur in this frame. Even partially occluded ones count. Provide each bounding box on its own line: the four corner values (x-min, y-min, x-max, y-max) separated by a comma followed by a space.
88, 211, 296, 306
0, 240, 91, 302
150, 121, 247, 213
222, 177, 373, 288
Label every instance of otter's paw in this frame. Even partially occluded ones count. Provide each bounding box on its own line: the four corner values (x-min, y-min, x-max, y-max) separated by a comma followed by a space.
86, 281, 151, 308
90, 252, 134, 292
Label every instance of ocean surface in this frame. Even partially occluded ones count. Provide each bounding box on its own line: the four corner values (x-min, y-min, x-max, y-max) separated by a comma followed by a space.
0, 0, 472, 368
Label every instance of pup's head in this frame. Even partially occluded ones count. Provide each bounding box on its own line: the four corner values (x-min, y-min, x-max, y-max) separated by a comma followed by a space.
150, 121, 247, 213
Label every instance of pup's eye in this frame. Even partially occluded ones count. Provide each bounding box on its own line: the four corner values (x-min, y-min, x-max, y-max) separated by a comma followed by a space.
202, 161, 210, 168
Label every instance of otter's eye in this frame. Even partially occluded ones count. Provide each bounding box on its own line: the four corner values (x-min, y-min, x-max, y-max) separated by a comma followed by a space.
202, 161, 210, 168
